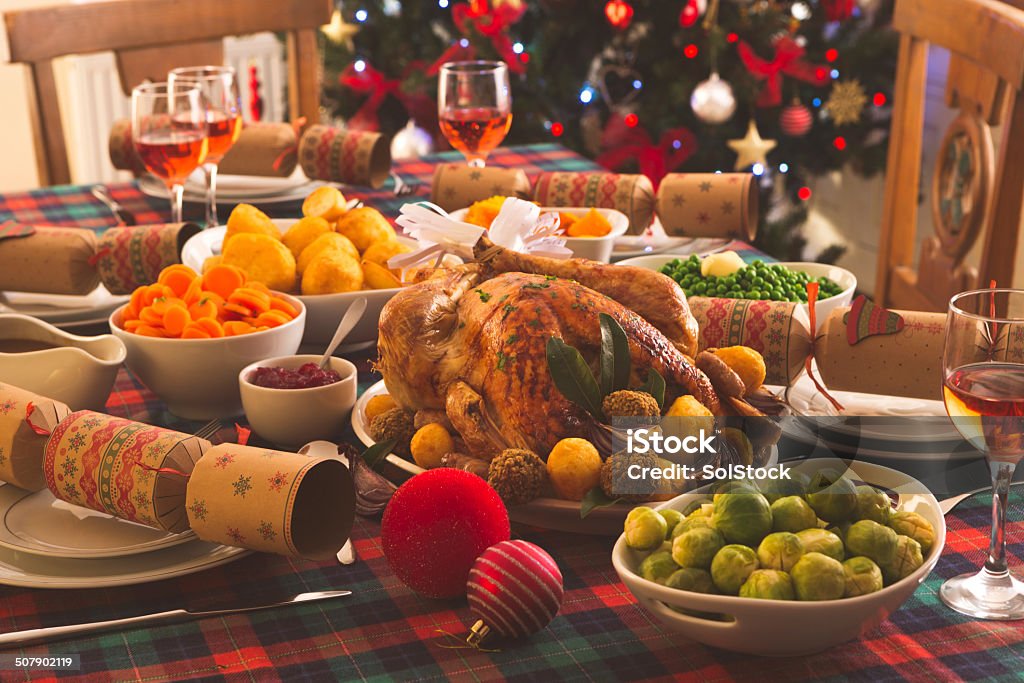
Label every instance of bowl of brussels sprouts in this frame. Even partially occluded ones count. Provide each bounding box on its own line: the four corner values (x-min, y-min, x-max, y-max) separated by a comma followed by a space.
617, 253, 856, 332
611, 459, 945, 656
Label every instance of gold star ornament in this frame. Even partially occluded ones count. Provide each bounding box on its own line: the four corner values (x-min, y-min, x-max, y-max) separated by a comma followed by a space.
322, 9, 360, 52
825, 79, 868, 126
728, 120, 777, 171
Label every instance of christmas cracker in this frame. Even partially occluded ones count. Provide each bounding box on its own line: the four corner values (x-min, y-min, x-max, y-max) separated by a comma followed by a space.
430, 163, 532, 212
94, 223, 201, 295
185, 444, 354, 560
532, 171, 656, 235
298, 125, 391, 188
0, 383, 70, 492
0, 226, 100, 295
656, 173, 759, 240
43, 411, 209, 533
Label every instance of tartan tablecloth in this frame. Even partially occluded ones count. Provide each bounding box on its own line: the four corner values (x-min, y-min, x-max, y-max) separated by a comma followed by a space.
0, 145, 1022, 681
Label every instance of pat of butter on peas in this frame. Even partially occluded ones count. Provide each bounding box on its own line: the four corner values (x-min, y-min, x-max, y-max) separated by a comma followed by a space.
700, 250, 747, 278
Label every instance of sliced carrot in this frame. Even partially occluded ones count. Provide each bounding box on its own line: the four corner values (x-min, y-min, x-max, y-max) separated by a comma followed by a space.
223, 321, 254, 336
129, 286, 147, 313
182, 277, 204, 305
181, 323, 212, 339
193, 317, 225, 338
139, 307, 164, 326
268, 296, 299, 318
151, 297, 187, 316
245, 281, 272, 295
157, 265, 197, 298
123, 319, 144, 332
202, 264, 246, 300
228, 287, 271, 315
223, 302, 253, 318
142, 284, 171, 307
256, 310, 291, 328
123, 301, 140, 321
162, 305, 191, 337
135, 324, 167, 337
188, 297, 218, 320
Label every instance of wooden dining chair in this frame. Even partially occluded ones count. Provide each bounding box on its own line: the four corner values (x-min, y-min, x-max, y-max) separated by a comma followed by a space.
2, 0, 332, 187
875, 0, 1024, 310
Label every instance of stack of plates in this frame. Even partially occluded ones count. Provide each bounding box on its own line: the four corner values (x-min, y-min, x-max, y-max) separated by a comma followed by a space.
0, 484, 247, 588
0, 285, 128, 330
140, 168, 326, 206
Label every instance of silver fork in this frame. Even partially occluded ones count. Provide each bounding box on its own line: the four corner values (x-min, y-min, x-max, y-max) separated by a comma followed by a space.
391, 173, 418, 197
192, 419, 221, 441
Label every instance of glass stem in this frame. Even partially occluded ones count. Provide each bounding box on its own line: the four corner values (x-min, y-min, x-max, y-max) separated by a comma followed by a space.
985, 460, 1016, 575
205, 163, 219, 227
170, 183, 185, 224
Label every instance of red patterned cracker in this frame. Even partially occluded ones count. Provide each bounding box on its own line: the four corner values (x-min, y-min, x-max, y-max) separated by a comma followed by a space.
0, 383, 70, 492
298, 125, 391, 188
533, 171, 655, 235
94, 223, 200, 295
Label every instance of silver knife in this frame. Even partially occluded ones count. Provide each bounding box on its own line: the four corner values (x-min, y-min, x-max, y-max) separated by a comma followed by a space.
0, 590, 351, 649
90, 185, 137, 226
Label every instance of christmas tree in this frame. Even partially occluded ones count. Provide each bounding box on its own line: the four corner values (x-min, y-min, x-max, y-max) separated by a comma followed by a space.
320, 0, 898, 261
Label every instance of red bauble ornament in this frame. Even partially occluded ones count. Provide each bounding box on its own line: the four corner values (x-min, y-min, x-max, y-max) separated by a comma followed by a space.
467, 540, 564, 640
823, 0, 855, 22
382, 469, 510, 599
604, 0, 634, 30
780, 102, 813, 137
678, 0, 700, 27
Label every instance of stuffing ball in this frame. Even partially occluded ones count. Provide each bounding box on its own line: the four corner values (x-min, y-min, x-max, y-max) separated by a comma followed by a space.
602, 390, 661, 420
487, 449, 546, 506
369, 408, 415, 457
600, 452, 660, 503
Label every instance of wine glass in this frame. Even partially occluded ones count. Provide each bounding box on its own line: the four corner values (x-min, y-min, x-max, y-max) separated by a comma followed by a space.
941, 288, 1024, 620
438, 61, 512, 167
168, 66, 242, 227
131, 82, 209, 224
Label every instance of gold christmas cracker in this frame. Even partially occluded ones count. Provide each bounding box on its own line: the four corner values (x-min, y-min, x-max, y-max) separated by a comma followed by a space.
430, 163, 532, 212
688, 296, 811, 386
298, 125, 391, 188
0, 383, 70, 492
218, 122, 300, 178
108, 119, 147, 176
656, 173, 759, 240
0, 226, 100, 295
815, 308, 946, 401
43, 411, 209, 533
532, 171, 655, 235
185, 444, 355, 560
95, 223, 201, 295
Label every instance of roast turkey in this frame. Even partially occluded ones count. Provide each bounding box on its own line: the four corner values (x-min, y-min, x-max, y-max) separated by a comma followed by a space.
377, 239, 719, 458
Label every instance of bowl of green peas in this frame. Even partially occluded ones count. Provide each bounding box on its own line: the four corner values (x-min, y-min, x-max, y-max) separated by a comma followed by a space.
617, 253, 855, 331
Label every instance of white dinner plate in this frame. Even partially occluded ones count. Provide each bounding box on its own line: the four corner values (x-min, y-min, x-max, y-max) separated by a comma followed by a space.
140, 169, 328, 206
0, 484, 196, 559
612, 220, 730, 260
0, 285, 128, 328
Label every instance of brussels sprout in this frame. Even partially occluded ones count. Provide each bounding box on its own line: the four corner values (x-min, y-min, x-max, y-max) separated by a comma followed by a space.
805, 469, 858, 523
888, 511, 936, 556
625, 507, 669, 551
770, 495, 818, 533
659, 509, 684, 537
710, 544, 760, 594
757, 532, 806, 572
791, 552, 846, 600
739, 569, 795, 600
826, 521, 852, 546
795, 528, 845, 562
671, 515, 714, 540
880, 535, 924, 584
672, 527, 726, 570
855, 485, 892, 524
845, 519, 898, 566
758, 472, 811, 504
638, 551, 680, 584
680, 495, 713, 517
843, 556, 883, 597
712, 491, 773, 546
665, 567, 718, 594
713, 480, 759, 505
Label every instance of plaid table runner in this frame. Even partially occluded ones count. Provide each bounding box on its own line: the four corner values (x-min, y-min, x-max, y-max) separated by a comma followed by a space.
0, 146, 1021, 681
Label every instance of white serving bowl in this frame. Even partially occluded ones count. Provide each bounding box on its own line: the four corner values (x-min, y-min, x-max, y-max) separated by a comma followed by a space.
0, 314, 126, 410
109, 294, 305, 420
612, 459, 945, 656
239, 354, 357, 448
448, 206, 630, 263
617, 254, 856, 332
181, 221, 417, 349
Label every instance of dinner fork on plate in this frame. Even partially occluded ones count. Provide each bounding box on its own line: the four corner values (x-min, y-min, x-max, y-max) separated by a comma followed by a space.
192, 419, 222, 441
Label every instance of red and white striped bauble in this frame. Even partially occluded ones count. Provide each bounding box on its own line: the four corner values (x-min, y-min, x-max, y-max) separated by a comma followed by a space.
467, 540, 564, 640
780, 103, 814, 137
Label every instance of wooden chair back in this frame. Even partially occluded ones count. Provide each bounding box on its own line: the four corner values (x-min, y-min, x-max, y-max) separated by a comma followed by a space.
876, 0, 1024, 310
2, 0, 332, 186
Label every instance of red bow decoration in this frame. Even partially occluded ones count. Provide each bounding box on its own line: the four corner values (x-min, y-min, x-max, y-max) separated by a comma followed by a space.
340, 62, 437, 133
596, 116, 698, 190
451, 0, 526, 73
823, 0, 855, 21
738, 36, 830, 108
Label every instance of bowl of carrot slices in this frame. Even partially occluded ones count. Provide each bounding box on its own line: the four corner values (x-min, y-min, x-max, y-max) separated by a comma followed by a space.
110, 263, 305, 420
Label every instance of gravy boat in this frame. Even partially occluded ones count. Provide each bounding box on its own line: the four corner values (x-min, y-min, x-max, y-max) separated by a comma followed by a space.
0, 314, 125, 410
